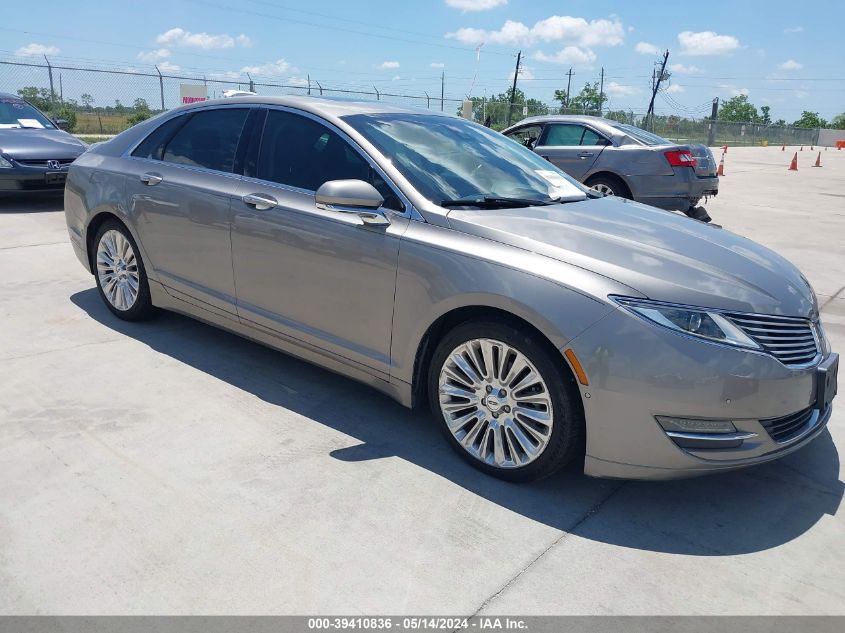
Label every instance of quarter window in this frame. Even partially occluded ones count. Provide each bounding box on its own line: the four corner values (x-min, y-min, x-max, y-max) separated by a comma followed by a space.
131, 115, 188, 161
257, 110, 404, 211
581, 128, 608, 146
161, 108, 249, 173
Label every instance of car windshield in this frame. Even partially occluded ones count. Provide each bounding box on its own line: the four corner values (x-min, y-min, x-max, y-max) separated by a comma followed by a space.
614, 123, 670, 146
0, 97, 55, 129
342, 113, 587, 207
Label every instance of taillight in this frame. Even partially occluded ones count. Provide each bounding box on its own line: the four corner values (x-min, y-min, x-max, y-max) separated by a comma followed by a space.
664, 149, 697, 167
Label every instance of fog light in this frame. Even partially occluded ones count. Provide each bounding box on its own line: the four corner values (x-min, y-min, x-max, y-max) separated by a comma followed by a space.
656, 416, 737, 434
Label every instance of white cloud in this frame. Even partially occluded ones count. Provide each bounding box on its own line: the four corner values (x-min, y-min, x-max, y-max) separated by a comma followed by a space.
678, 30, 740, 56
430, 62, 445, 68
156, 27, 252, 49
779, 59, 803, 70
634, 41, 660, 55
136, 48, 171, 62
391, 75, 402, 81
15, 43, 60, 57
288, 76, 309, 87
605, 82, 641, 96
379, 60, 400, 69
240, 59, 294, 76
445, 0, 507, 10
718, 83, 749, 97
532, 46, 596, 66
665, 84, 685, 94
158, 61, 180, 73
668, 63, 701, 74
446, 15, 624, 48
509, 65, 535, 82
795, 90, 808, 99
784, 26, 804, 33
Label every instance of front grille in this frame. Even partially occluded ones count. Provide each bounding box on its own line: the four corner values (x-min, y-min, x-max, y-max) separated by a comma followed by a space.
760, 407, 815, 442
725, 312, 818, 366
15, 158, 75, 168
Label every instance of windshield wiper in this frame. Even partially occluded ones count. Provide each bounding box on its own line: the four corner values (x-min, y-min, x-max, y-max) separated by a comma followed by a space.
440, 196, 556, 209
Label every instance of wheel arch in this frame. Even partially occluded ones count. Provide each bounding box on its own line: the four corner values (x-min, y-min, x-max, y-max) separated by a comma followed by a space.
584, 170, 634, 199
410, 304, 580, 411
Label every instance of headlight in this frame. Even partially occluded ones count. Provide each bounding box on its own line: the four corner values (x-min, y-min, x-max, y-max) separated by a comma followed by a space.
612, 296, 760, 349
0, 155, 12, 168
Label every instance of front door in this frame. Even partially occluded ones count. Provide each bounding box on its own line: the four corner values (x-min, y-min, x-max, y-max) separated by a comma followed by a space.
231, 108, 408, 378
123, 107, 252, 315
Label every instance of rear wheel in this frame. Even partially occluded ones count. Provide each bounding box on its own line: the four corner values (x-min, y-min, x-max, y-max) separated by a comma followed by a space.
93, 220, 156, 321
586, 174, 630, 199
428, 320, 584, 482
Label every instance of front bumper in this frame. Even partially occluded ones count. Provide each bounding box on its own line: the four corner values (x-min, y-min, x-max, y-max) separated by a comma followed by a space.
0, 161, 69, 191
567, 307, 835, 480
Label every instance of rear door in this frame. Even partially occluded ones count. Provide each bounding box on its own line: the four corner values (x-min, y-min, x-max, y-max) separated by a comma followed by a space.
534, 123, 604, 181
123, 106, 253, 316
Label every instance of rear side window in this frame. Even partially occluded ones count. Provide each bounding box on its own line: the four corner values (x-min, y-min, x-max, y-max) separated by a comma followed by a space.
131, 115, 188, 160
542, 124, 584, 146
256, 109, 404, 210
581, 128, 608, 146
161, 108, 249, 173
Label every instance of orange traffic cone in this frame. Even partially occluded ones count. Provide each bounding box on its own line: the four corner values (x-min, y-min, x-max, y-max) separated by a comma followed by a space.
813, 152, 822, 167
788, 152, 798, 171
722, 144, 728, 153
716, 153, 725, 176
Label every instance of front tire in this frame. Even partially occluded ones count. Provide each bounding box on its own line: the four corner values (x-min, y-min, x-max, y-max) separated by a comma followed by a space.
93, 220, 156, 321
428, 320, 584, 482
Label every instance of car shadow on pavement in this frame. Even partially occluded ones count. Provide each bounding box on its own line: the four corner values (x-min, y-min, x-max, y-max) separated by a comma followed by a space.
0, 193, 64, 213
71, 287, 844, 557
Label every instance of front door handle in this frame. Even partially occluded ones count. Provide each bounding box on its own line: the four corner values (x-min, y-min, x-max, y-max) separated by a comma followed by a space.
242, 193, 278, 211
140, 173, 163, 185
578, 152, 595, 159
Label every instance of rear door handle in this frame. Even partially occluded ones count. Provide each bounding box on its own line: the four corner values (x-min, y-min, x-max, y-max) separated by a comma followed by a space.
242, 193, 278, 211
140, 173, 163, 185
578, 152, 595, 159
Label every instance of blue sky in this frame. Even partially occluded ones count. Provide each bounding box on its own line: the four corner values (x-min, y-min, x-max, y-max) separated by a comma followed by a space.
2, 0, 843, 120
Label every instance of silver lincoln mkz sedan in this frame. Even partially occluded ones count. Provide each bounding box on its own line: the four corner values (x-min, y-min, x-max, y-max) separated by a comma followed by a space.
64, 96, 838, 482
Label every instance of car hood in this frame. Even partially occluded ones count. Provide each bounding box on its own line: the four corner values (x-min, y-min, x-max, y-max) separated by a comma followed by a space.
446, 197, 817, 318
0, 127, 87, 160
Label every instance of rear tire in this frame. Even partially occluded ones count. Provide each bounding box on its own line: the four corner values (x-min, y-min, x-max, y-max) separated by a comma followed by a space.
428, 320, 584, 482
586, 174, 630, 199
93, 220, 157, 321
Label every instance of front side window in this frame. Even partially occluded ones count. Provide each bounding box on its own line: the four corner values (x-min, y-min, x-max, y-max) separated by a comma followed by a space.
343, 113, 586, 206
505, 124, 543, 148
541, 124, 585, 146
256, 110, 404, 210
161, 108, 249, 173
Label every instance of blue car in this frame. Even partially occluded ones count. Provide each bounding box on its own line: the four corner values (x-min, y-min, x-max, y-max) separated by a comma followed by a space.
0, 92, 88, 193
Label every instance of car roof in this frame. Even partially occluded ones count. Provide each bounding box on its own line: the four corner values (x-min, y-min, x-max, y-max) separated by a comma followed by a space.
0, 92, 25, 100
505, 114, 626, 135
174, 94, 452, 123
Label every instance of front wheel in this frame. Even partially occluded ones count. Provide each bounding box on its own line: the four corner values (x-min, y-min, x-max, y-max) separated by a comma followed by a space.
428, 321, 584, 482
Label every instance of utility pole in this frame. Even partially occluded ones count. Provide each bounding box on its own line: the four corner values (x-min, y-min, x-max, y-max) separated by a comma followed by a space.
565, 67, 573, 110
645, 49, 669, 131
506, 50, 521, 127
599, 67, 604, 116
44, 55, 55, 104
307, 74, 311, 96
441, 71, 445, 112
706, 97, 719, 146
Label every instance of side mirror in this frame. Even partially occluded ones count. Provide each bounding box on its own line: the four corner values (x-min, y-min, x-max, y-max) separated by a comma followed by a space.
55, 118, 69, 131
315, 179, 389, 226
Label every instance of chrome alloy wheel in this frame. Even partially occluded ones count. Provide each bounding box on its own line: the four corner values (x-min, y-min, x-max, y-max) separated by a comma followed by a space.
96, 230, 140, 311
591, 183, 615, 196
438, 338, 554, 469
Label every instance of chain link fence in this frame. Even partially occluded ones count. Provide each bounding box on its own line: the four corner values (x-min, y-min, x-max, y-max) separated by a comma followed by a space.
0, 58, 824, 147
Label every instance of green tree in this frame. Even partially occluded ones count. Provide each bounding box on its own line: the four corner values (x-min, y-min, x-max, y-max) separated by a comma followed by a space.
553, 88, 569, 112
831, 112, 845, 129
604, 109, 632, 124
760, 105, 771, 125
793, 111, 828, 129
773, 118, 787, 126
51, 105, 77, 132
80, 93, 94, 110
569, 82, 607, 115
718, 94, 758, 122
16, 86, 52, 110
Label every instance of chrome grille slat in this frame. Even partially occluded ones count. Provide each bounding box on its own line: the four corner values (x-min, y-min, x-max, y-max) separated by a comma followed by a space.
724, 312, 818, 367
